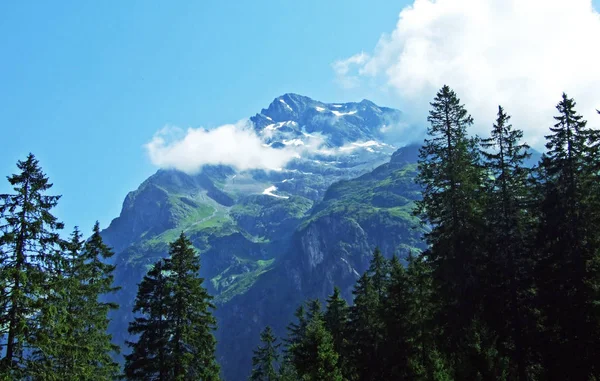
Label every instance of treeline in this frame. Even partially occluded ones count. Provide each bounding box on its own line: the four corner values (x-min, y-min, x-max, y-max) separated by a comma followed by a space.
0, 155, 220, 380
249, 87, 600, 381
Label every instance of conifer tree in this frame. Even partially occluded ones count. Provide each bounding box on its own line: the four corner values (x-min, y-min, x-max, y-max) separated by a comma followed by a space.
347, 272, 382, 381
29, 224, 119, 380
124, 259, 170, 380
323, 287, 349, 364
293, 312, 342, 381
414, 85, 485, 378
164, 233, 220, 380
382, 255, 411, 379
250, 326, 280, 381
287, 300, 322, 376
535, 94, 600, 379
283, 305, 307, 356
125, 233, 220, 380
0, 154, 64, 377
479, 106, 536, 379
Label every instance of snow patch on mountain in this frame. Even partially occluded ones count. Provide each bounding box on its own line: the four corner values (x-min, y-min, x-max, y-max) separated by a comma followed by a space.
279, 98, 293, 112
331, 110, 357, 117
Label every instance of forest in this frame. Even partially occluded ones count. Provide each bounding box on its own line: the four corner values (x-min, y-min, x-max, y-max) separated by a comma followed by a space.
1, 85, 599, 380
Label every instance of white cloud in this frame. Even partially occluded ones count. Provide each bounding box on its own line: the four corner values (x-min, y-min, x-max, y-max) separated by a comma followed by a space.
332, 52, 370, 89
145, 121, 315, 173
335, 0, 600, 148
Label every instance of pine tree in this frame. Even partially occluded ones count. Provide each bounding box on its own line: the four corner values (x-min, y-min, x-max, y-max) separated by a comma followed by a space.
287, 300, 322, 376
414, 85, 485, 378
368, 247, 389, 299
165, 233, 220, 380
293, 312, 343, 381
124, 259, 171, 380
535, 94, 600, 379
0, 153, 64, 377
382, 255, 411, 380
77, 222, 121, 378
250, 326, 280, 381
283, 305, 307, 356
27, 223, 119, 380
323, 287, 349, 364
347, 272, 382, 381
479, 105, 537, 379
125, 233, 220, 381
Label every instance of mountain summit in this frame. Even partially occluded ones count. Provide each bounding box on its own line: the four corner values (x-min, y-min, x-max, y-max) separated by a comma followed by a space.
251, 93, 402, 147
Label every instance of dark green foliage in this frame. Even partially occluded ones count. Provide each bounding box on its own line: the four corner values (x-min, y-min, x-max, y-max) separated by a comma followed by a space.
380, 255, 410, 379
250, 326, 280, 381
125, 233, 220, 380
30, 224, 120, 380
289, 310, 342, 381
479, 106, 537, 380
0, 154, 64, 377
124, 259, 170, 380
323, 287, 349, 367
415, 85, 486, 378
346, 248, 389, 381
534, 94, 600, 380
0, 155, 121, 380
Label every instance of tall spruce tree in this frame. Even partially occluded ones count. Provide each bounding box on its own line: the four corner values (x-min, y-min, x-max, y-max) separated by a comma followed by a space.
287, 300, 323, 376
250, 326, 280, 381
404, 252, 452, 380
283, 305, 307, 357
414, 85, 485, 378
292, 310, 343, 381
323, 287, 349, 366
535, 94, 600, 379
0, 154, 64, 377
165, 233, 219, 381
124, 259, 170, 380
29, 223, 119, 380
125, 233, 220, 381
479, 106, 537, 380
382, 255, 411, 380
347, 270, 383, 381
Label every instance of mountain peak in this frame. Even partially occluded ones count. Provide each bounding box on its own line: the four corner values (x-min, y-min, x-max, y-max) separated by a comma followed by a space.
250, 93, 403, 148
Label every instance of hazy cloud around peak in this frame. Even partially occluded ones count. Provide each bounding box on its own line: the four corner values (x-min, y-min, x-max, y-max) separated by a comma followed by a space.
333, 0, 600, 148
145, 121, 301, 173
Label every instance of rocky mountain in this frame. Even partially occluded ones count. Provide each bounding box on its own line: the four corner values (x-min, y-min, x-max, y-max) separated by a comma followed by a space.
100, 94, 424, 380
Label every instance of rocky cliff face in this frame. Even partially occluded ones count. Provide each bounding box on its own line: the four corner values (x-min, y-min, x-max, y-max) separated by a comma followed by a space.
100, 95, 424, 380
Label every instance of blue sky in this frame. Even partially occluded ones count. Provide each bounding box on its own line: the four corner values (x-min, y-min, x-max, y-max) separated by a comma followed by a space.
2, 0, 599, 233
0, 0, 409, 232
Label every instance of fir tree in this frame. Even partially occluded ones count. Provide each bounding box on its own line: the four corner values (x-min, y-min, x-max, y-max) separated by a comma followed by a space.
293, 313, 343, 381
125, 233, 220, 381
283, 305, 307, 356
323, 287, 349, 364
480, 106, 536, 379
287, 300, 322, 376
164, 233, 220, 381
347, 271, 383, 381
29, 225, 119, 380
414, 85, 485, 378
0, 154, 64, 377
250, 326, 280, 381
382, 255, 411, 380
535, 94, 600, 379
124, 259, 170, 380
